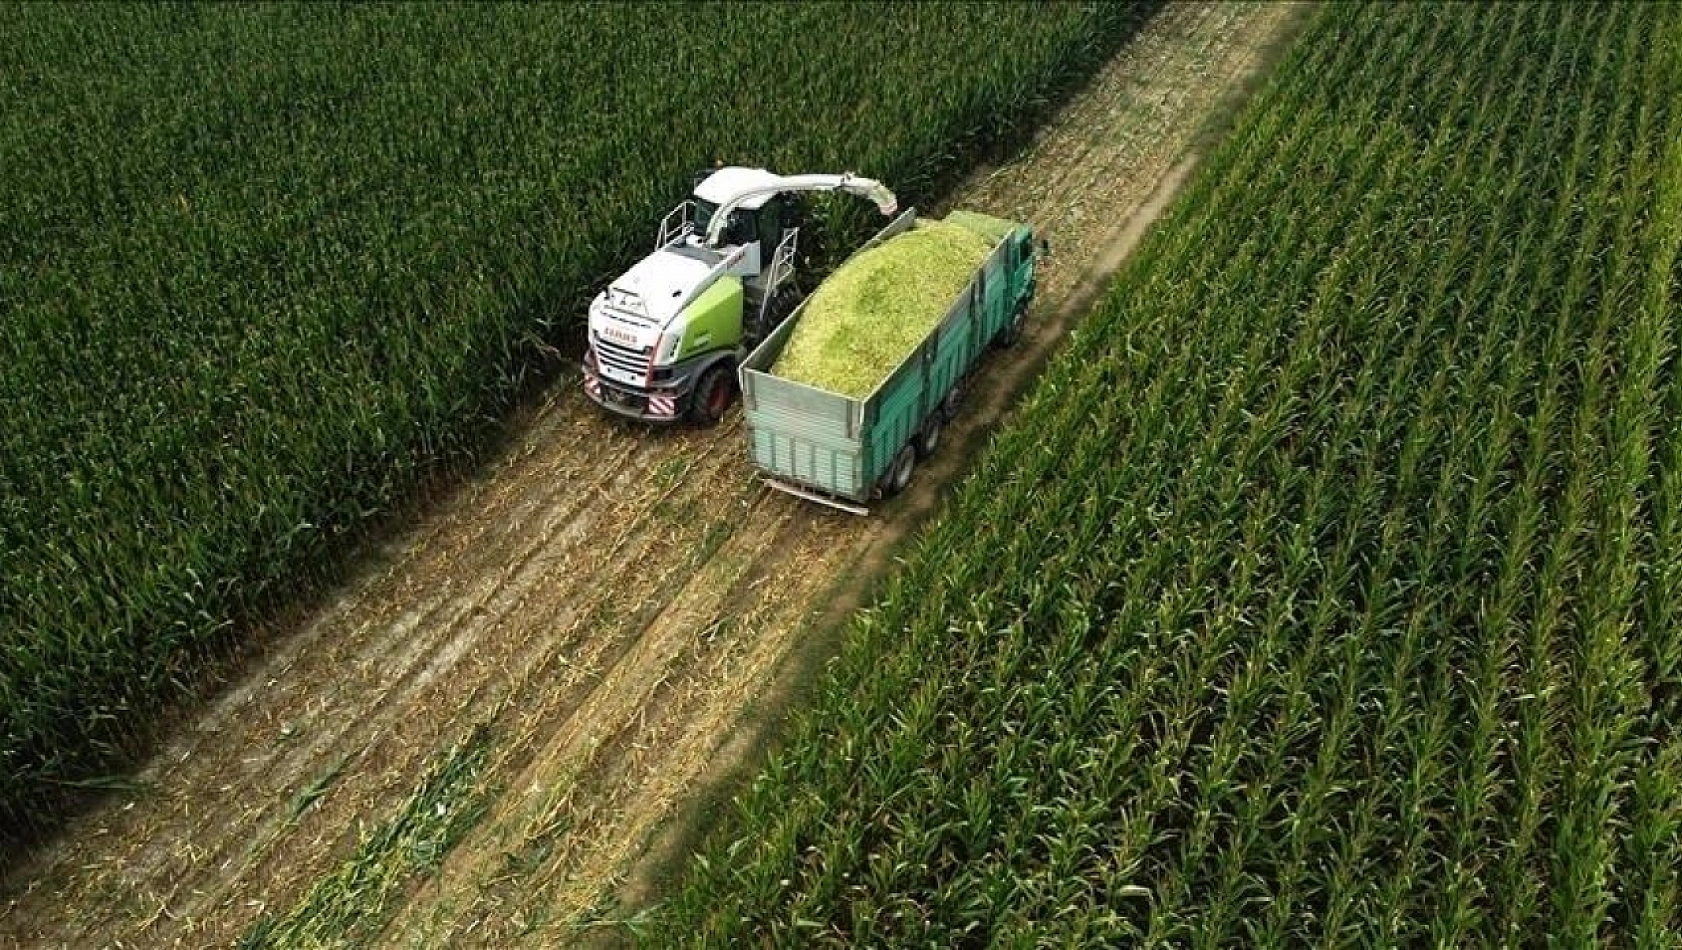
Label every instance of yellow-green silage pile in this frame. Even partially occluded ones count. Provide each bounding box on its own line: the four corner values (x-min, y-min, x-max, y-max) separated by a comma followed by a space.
772, 219, 992, 398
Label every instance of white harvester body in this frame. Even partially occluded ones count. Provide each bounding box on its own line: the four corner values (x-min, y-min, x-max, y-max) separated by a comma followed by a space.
583, 167, 897, 424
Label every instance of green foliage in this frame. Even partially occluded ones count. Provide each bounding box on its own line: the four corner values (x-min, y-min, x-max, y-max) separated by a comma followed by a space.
0, 1, 1158, 832
650, 1, 1682, 944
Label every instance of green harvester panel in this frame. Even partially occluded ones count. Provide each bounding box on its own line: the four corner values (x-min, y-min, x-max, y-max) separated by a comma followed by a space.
739, 206, 1036, 510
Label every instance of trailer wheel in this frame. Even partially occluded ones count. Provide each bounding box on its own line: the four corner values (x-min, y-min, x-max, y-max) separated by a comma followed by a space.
915, 412, 943, 460
688, 362, 734, 426
885, 445, 916, 496
942, 377, 968, 419
996, 301, 1028, 348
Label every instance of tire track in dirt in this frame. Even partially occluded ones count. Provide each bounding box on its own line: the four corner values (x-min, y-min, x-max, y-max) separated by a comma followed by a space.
379, 490, 860, 945
160, 424, 744, 933
203, 419, 763, 932
149, 431, 657, 827
0, 4, 1307, 947
390, 499, 806, 941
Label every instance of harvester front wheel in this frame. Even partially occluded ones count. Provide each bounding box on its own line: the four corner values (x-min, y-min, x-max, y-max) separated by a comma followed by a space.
689, 362, 734, 426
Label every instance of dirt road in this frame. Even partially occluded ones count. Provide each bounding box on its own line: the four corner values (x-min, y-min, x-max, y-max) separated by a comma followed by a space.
0, 4, 1304, 946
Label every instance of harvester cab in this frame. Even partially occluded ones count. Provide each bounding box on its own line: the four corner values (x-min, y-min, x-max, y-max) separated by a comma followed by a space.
583, 167, 897, 426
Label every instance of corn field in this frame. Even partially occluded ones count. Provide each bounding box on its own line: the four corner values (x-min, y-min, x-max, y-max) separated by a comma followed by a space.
0, 1, 1159, 834
649, 1, 1682, 944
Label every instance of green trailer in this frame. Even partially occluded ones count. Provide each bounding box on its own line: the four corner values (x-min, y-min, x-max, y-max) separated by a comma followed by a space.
738, 207, 1039, 514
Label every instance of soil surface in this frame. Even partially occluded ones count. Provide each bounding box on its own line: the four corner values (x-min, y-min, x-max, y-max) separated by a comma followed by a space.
0, 4, 1305, 946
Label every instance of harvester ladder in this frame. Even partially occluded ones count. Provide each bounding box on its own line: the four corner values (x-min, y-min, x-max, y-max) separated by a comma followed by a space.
657, 200, 698, 250
756, 227, 800, 329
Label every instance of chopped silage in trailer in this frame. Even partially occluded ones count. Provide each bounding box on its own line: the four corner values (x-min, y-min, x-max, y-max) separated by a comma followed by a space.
771, 219, 993, 398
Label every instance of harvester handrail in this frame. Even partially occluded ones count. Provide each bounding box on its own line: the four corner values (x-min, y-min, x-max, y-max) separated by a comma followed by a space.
657, 200, 697, 251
